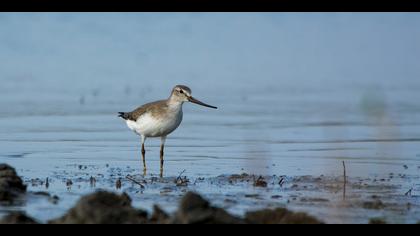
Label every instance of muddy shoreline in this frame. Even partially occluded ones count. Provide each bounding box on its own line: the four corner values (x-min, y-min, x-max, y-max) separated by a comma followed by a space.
0, 164, 322, 224
1, 163, 419, 224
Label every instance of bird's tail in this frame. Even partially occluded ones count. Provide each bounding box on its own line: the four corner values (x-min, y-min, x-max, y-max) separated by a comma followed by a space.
118, 112, 129, 120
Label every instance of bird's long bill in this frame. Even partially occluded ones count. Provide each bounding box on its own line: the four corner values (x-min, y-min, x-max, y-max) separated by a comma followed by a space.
188, 96, 217, 109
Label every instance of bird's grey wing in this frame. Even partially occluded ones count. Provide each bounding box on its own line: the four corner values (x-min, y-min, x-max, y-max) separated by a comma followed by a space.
127, 100, 167, 121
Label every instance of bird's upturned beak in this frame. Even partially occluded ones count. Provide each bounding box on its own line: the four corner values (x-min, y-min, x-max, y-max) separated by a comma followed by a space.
187, 96, 217, 109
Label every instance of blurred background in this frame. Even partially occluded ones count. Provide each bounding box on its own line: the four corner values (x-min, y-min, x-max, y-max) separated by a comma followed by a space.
1, 13, 420, 177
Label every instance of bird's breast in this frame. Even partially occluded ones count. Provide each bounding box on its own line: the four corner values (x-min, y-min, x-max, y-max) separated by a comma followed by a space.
130, 106, 183, 137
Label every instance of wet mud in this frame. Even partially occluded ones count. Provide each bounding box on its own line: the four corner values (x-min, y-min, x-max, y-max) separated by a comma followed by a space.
1, 163, 419, 224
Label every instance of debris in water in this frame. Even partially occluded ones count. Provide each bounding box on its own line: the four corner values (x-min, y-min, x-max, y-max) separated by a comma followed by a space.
89, 176, 96, 188
278, 177, 285, 187
405, 188, 413, 196
363, 200, 386, 210
116, 178, 122, 190
175, 170, 189, 187
66, 179, 73, 190
253, 176, 268, 188
126, 175, 145, 189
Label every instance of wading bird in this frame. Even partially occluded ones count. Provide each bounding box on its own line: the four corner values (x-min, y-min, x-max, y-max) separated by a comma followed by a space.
118, 85, 217, 176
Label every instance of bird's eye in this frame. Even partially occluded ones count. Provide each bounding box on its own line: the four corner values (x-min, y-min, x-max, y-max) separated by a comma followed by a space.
179, 90, 184, 94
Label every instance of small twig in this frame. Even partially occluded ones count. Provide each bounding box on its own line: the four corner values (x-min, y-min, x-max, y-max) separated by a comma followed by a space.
126, 175, 145, 189
89, 176, 96, 188
66, 179, 73, 187
343, 161, 347, 184
405, 188, 413, 196
116, 178, 122, 190
342, 161, 347, 200
278, 177, 285, 187
175, 170, 189, 186
176, 169, 186, 181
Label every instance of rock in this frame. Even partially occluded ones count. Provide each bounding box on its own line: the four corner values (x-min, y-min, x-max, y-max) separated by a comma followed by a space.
0, 164, 27, 202
172, 192, 243, 224
245, 208, 323, 224
180, 191, 210, 212
149, 205, 170, 224
49, 191, 148, 224
0, 212, 38, 224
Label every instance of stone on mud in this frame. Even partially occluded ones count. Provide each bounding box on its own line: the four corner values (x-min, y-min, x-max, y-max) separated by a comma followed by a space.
0, 212, 38, 224
172, 192, 244, 224
245, 208, 323, 224
149, 205, 170, 224
0, 164, 27, 202
49, 191, 149, 224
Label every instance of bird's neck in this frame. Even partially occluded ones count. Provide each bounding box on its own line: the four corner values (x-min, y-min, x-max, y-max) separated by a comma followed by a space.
167, 97, 184, 110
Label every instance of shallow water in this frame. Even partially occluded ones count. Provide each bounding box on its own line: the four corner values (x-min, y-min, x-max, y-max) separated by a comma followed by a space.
1, 13, 420, 223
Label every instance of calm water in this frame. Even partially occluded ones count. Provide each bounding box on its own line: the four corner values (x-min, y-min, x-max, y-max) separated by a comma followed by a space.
2, 79, 419, 178
1, 13, 420, 223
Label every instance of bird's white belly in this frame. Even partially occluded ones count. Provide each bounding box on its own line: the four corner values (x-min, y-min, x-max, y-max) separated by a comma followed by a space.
126, 111, 183, 137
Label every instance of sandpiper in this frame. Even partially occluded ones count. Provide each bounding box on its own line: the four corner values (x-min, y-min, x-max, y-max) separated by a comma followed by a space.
118, 85, 217, 176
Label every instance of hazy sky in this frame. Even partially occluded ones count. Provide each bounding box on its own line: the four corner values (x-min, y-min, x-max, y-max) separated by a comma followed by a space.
0, 13, 419, 95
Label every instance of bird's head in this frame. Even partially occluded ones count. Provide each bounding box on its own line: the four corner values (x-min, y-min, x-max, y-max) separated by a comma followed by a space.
170, 85, 217, 109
